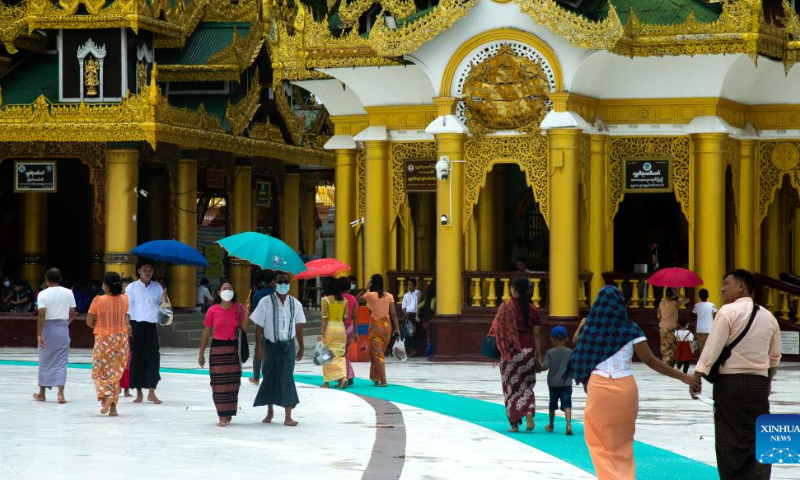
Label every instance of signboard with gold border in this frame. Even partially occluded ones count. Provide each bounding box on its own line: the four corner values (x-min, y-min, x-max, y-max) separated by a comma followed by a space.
624, 158, 672, 193
15, 161, 57, 192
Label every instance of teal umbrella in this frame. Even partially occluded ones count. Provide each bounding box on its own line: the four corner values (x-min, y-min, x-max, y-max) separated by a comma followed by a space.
215, 232, 307, 275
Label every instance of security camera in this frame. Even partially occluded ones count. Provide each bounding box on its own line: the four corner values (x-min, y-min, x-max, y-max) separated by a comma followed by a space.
349, 219, 360, 227
133, 187, 149, 198
435, 156, 450, 181
440, 214, 448, 225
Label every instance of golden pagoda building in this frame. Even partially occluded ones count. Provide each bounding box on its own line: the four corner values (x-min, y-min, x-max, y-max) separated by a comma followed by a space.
268, 0, 800, 359
0, 0, 333, 311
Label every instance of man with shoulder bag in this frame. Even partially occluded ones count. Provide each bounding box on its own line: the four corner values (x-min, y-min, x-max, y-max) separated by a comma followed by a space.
690, 269, 782, 480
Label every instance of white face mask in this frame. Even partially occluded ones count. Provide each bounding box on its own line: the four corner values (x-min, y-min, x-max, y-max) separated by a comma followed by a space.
3, 281, 9, 288
350, 283, 357, 291
276, 283, 290, 295
220, 290, 235, 302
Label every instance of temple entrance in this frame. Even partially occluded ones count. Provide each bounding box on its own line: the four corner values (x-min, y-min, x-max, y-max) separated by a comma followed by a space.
614, 193, 689, 273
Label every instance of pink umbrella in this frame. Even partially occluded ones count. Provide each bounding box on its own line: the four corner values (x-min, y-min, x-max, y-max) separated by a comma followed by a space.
647, 267, 704, 288
294, 258, 352, 280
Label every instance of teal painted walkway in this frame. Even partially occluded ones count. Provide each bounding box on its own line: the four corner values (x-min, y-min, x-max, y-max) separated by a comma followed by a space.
0, 359, 718, 479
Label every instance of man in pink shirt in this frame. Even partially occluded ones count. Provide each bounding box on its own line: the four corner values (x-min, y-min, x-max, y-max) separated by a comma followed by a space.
690, 269, 781, 480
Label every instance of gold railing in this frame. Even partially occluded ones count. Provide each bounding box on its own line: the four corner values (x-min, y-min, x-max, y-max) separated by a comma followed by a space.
386, 271, 435, 302
600, 272, 693, 310
461, 271, 593, 310
755, 274, 800, 324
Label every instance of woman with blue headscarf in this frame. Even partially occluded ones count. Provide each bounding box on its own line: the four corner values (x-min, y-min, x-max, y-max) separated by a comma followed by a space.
567, 286, 692, 480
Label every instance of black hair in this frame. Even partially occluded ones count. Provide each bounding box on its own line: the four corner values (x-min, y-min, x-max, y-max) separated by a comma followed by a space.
678, 318, 689, 328
699, 288, 709, 301
665, 288, 676, 300
348, 275, 357, 283
511, 276, 531, 326
370, 274, 385, 299
104, 272, 123, 296
45, 267, 62, 284
408, 278, 418, 287
724, 269, 755, 294
214, 282, 238, 304
135, 258, 155, 276
323, 277, 344, 301
121, 276, 134, 286
516, 256, 528, 264
200, 278, 209, 286
339, 276, 353, 293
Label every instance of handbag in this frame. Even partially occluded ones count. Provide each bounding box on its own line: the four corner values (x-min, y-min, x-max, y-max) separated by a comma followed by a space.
236, 304, 250, 365
704, 303, 759, 383
157, 292, 173, 326
481, 336, 501, 360
313, 341, 334, 365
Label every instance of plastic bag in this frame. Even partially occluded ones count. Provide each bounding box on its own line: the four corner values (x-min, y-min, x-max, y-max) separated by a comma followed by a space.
158, 292, 173, 326
313, 341, 334, 366
392, 338, 407, 362
405, 319, 416, 338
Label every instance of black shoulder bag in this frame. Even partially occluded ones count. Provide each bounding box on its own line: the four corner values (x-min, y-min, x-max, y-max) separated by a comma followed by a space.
237, 303, 250, 365
704, 303, 759, 383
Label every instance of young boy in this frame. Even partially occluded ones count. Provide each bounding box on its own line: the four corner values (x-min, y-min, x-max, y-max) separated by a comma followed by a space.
674, 318, 695, 374
692, 288, 717, 355
540, 325, 574, 435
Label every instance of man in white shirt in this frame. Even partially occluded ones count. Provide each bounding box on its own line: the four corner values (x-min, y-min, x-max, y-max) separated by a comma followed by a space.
401, 279, 423, 355
33, 268, 76, 404
692, 288, 717, 354
126, 258, 164, 404
251, 272, 306, 426
196, 278, 213, 313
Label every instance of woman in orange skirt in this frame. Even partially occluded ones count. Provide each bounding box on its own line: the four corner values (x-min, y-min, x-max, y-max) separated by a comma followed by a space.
567, 286, 692, 480
358, 274, 400, 387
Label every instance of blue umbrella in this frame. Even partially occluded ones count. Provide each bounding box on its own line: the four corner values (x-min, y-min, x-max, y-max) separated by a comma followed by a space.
131, 240, 210, 267
215, 232, 307, 275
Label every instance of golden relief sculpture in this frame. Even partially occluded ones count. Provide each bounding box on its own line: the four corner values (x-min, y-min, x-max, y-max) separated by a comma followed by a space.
225, 67, 261, 136
758, 141, 800, 224
84, 57, 100, 96
137, 61, 148, 92
461, 44, 550, 136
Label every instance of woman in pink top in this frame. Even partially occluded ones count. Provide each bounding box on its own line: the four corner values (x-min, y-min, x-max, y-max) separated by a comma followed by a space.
340, 277, 359, 385
198, 282, 248, 426
357, 274, 400, 387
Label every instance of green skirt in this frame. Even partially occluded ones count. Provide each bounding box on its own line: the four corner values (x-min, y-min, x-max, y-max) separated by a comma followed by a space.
253, 338, 299, 409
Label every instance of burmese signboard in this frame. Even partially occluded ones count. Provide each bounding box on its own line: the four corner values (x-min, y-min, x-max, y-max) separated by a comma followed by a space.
405, 159, 437, 193
625, 160, 671, 193
15, 161, 56, 192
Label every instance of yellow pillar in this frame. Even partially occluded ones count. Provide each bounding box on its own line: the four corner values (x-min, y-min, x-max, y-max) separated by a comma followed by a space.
356, 127, 391, 280
588, 134, 608, 299
18, 193, 48, 289
283, 171, 301, 291
229, 161, 252, 295
332, 146, 358, 272
763, 188, 786, 278
427, 97, 467, 315
738, 139, 757, 271
104, 145, 139, 278
692, 132, 728, 306
477, 175, 496, 272
547, 128, 582, 319
169, 155, 197, 308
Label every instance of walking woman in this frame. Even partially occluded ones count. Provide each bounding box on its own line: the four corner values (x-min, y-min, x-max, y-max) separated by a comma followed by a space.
568, 286, 692, 480
86, 272, 131, 416
198, 282, 247, 426
489, 276, 542, 432
657, 287, 689, 367
358, 274, 400, 387
319, 278, 348, 389
340, 277, 358, 385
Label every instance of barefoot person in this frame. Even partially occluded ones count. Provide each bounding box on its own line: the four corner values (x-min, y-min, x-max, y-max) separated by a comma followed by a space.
198, 282, 248, 426
119, 276, 134, 398
488, 276, 542, 433
86, 272, 131, 416
33, 268, 76, 404
319, 277, 348, 389
357, 274, 400, 387
126, 258, 163, 404
250, 272, 306, 426
568, 286, 692, 480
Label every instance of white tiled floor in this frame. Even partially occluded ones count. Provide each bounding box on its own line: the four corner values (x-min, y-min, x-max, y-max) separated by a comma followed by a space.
1, 347, 798, 479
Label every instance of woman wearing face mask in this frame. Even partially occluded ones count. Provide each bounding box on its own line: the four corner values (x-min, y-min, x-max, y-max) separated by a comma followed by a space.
198, 282, 248, 426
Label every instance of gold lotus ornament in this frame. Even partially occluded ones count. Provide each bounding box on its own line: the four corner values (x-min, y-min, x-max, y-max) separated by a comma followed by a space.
462, 44, 550, 136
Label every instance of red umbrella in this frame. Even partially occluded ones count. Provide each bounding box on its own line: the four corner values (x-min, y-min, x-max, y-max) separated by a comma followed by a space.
294, 258, 352, 280
647, 267, 704, 288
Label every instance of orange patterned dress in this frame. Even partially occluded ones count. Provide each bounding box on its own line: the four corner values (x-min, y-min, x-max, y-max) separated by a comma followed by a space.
89, 295, 130, 405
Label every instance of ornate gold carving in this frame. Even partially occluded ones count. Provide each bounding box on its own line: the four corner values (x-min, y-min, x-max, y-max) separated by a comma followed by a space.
225, 68, 261, 136
273, 77, 305, 145
84, 57, 100, 96
771, 143, 800, 171
461, 44, 550, 137
250, 121, 285, 143
137, 62, 147, 92
338, 0, 416, 27
463, 135, 548, 230
356, 149, 366, 220
758, 141, 800, 224
579, 133, 591, 220
0, 1, 27, 54
391, 142, 437, 225
608, 137, 692, 225
203, 0, 259, 22
0, 142, 106, 225
517, 0, 623, 51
